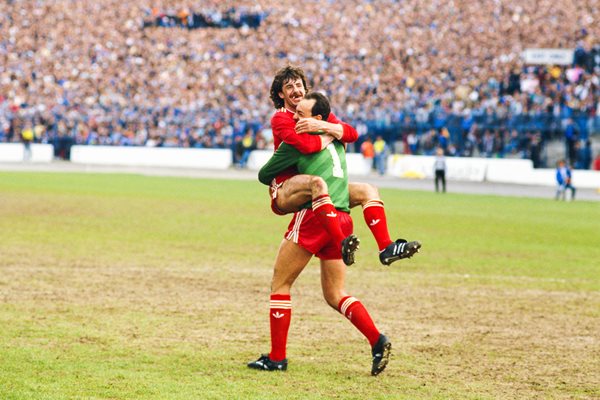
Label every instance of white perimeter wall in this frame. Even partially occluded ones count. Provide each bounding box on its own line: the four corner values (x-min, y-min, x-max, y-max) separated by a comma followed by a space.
250, 150, 600, 189
70, 145, 232, 169
385, 154, 600, 189
0, 143, 54, 162
2, 144, 599, 188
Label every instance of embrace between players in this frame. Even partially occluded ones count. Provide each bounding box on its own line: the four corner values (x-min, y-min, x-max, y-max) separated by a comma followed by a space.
248, 66, 421, 376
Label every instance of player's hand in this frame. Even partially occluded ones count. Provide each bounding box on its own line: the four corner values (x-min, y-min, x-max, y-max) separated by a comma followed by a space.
295, 118, 324, 134
319, 134, 334, 149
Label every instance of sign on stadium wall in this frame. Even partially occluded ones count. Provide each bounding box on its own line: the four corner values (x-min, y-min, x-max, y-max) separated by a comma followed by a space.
522, 48, 574, 65
387, 155, 487, 182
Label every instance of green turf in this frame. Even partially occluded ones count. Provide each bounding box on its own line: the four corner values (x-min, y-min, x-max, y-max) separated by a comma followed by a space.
0, 172, 598, 399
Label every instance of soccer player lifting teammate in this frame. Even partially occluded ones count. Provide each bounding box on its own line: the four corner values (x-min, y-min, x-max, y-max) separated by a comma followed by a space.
248, 92, 392, 375
265, 65, 421, 265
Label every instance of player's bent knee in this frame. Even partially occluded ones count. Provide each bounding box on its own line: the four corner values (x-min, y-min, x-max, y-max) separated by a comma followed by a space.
349, 182, 380, 207
310, 176, 328, 195
361, 182, 380, 199
310, 175, 327, 188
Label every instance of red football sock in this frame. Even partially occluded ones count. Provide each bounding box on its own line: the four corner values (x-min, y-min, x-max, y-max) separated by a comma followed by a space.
338, 295, 380, 347
363, 200, 392, 251
269, 294, 292, 362
312, 194, 346, 248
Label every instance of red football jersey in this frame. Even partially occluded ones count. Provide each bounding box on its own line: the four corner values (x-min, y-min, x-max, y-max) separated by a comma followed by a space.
270, 108, 358, 183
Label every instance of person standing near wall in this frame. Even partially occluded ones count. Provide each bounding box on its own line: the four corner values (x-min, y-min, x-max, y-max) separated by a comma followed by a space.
555, 159, 576, 201
21, 122, 34, 161
593, 152, 600, 171
237, 129, 256, 168
434, 147, 447, 193
360, 137, 374, 171
373, 136, 388, 176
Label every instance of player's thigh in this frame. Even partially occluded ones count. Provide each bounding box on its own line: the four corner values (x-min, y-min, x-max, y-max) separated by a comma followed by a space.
348, 182, 380, 209
319, 259, 348, 308
276, 175, 314, 214
271, 239, 313, 294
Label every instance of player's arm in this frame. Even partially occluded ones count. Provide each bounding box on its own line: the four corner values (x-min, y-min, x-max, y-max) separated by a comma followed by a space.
258, 143, 302, 185
327, 112, 359, 143
272, 113, 327, 154
295, 112, 358, 143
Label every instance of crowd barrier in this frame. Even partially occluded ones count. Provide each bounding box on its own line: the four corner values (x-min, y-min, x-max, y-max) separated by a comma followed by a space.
0, 143, 54, 162
384, 154, 600, 188
394, 155, 600, 188
69, 145, 232, 169
1, 144, 599, 189
250, 150, 600, 189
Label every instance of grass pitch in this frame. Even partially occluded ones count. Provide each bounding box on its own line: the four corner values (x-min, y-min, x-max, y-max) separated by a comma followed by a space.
0, 171, 598, 399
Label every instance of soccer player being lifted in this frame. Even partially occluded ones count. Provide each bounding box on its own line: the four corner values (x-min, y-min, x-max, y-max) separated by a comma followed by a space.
249, 92, 391, 375
265, 65, 420, 266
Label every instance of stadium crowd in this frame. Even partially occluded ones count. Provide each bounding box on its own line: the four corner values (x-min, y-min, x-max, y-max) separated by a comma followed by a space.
1, 0, 599, 168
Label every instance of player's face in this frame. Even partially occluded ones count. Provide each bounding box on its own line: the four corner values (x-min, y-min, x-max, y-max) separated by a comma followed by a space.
279, 78, 306, 110
293, 99, 316, 121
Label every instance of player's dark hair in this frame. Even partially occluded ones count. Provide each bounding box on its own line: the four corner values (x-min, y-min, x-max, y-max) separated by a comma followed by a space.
270, 65, 309, 109
304, 92, 330, 120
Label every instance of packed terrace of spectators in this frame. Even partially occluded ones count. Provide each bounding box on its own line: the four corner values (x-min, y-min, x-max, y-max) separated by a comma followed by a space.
1, 0, 599, 167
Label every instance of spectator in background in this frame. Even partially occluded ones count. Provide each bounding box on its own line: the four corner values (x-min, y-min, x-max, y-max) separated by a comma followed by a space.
482, 130, 495, 158
254, 130, 268, 150
461, 131, 476, 157
360, 137, 374, 171
1, 0, 599, 155
433, 147, 447, 193
555, 159, 576, 201
437, 128, 450, 153
237, 129, 256, 168
21, 121, 34, 161
504, 130, 520, 155
33, 122, 45, 143
576, 139, 593, 169
593, 153, 600, 171
373, 135, 389, 176
564, 119, 579, 165
529, 133, 543, 168
407, 131, 418, 154
421, 130, 437, 156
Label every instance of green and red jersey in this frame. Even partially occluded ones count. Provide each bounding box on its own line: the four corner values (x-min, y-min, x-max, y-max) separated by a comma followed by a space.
258, 141, 349, 212
270, 109, 358, 182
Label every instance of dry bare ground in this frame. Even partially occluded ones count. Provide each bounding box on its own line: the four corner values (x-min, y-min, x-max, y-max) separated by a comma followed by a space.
2, 255, 598, 399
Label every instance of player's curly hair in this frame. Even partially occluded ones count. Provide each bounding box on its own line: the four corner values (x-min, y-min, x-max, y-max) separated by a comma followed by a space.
269, 65, 309, 109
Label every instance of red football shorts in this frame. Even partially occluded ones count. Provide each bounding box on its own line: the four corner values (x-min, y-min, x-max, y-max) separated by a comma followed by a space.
269, 177, 288, 216
284, 208, 353, 260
